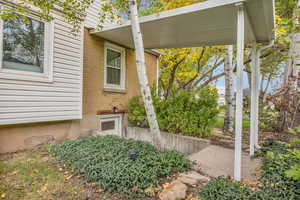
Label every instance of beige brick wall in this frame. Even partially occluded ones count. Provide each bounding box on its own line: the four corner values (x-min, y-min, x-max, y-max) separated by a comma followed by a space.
83, 28, 158, 115
0, 120, 80, 153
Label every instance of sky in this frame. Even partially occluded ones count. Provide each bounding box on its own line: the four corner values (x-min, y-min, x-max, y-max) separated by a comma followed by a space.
215, 71, 283, 94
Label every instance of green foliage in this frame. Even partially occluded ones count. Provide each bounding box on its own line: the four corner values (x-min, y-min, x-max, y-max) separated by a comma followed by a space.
0, 0, 94, 32
128, 96, 148, 127
200, 177, 252, 200
139, 0, 165, 16
259, 101, 280, 131
200, 141, 300, 200
129, 87, 219, 137
257, 143, 300, 199
289, 138, 300, 144
49, 135, 191, 196
288, 125, 300, 135
286, 164, 300, 180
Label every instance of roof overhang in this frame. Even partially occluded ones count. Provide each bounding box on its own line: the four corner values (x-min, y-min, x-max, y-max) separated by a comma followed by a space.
91, 0, 275, 49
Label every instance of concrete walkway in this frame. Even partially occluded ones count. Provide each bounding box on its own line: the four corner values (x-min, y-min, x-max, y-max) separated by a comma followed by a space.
188, 145, 261, 181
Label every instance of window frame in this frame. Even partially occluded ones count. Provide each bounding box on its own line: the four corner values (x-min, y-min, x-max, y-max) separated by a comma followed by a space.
104, 42, 126, 92
99, 114, 122, 136
0, 11, 54, 82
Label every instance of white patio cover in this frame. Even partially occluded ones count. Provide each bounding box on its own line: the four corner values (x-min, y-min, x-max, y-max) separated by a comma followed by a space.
92, 0, 274, 49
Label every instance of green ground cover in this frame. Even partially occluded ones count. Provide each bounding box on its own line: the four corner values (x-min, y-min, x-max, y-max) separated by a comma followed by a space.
200, 141, 300, 200
50, 135, 191, 197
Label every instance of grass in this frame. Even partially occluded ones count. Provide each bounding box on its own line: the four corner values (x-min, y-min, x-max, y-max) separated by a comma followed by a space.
0, 148, 125, 200
0, 149, 85, 200
214, 117, 250, 130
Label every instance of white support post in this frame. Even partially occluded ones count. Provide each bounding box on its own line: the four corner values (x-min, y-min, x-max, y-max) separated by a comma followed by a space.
254, 50, 261, 148
250, 43, 258, 157
234, 2, 245, 182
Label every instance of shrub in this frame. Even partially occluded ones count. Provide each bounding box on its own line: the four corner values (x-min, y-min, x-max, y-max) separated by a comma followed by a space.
49, 135, 191, 196
200, 177, 252, 200
256, 142, 300, 199
128, 86, 219, 137
259, 101, 280, 131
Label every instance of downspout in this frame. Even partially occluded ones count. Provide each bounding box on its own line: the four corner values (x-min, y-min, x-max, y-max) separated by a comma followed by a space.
255, 40, 274, 149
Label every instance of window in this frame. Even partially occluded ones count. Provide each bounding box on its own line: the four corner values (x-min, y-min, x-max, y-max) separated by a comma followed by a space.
99, 114, 122, 136
0, 14, 54, 82
101, 120, 115, 131
104, 42, 125, 92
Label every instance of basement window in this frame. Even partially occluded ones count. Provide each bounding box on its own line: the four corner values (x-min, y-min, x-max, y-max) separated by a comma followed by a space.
99, 114, 122, 136
104, 42, 126, 92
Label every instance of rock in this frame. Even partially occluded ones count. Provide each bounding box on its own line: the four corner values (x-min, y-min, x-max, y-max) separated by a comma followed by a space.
24, 135, 55, 150
178, 171, 210, 185
159, 180, 187, 200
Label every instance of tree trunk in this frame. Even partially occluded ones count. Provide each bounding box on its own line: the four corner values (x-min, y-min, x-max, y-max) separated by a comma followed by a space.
280, 1, 300, 129
224, 45, 234, 133
285, 33, 300, 88
129, 0, 162, 150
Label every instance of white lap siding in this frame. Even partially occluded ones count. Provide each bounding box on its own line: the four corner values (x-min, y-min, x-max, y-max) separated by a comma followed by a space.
85, 0, 102, 29
0, 11, 83, 125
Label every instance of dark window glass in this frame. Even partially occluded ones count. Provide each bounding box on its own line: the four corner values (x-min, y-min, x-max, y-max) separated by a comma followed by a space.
101, 121, 115, 131
2, 17, 45, 73
106, 48, 121, 85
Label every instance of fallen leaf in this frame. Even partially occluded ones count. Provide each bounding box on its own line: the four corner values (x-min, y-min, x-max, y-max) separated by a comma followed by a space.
65, 175, 73, 180
1, 193, 6, 199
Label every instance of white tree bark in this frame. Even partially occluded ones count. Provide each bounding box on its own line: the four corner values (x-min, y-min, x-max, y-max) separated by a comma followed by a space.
224, 45, 234, 133
284, 1, 300, 88
284, 33, 300, 89
129, 0, 162, 149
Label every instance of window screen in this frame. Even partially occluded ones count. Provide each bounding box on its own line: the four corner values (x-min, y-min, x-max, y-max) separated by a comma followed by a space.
106, 48, 121, 85
2, 16, 45, 73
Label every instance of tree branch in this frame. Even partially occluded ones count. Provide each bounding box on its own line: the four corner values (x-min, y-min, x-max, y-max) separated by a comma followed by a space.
197, 72, 225, 90
181, 47, 207, 89
164, 57, 186, 98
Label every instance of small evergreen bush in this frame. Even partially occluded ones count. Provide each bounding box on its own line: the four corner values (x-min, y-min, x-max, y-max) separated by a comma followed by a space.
49, 135, 191, 196
128, 86, 219, 137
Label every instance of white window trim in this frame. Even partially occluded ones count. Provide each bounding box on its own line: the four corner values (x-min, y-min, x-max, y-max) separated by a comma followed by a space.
0, 11, 54, 83
104, 42, 126, 92
99, 114, 122, 136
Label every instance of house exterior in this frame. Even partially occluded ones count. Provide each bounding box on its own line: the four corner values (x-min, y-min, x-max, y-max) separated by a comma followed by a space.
0, 1, 159, 153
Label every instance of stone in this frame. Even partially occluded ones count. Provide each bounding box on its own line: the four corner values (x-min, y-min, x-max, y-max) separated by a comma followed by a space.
24, 135, 55, 150
178, 171, 210, 185
159, 180, 187, 200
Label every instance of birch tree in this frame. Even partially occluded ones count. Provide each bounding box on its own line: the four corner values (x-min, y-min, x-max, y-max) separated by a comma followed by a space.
224, 45, 234, 133
128, 0, 162, 149
275, 0, 300, 88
